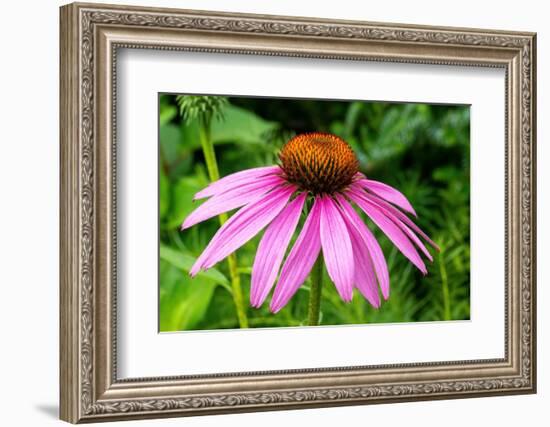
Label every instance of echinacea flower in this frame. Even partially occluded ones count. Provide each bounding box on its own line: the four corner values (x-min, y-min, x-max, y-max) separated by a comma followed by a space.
181, 132, 438, 313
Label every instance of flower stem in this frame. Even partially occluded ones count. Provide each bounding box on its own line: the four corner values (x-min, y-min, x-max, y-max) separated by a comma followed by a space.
307, 253, 324, 326
198, 124, 249, 328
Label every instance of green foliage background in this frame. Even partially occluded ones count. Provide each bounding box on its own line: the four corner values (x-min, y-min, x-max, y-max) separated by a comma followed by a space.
159, 94, 470, 331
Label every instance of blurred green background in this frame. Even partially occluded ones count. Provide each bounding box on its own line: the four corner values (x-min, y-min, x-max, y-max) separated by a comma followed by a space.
159, 94, 470, 332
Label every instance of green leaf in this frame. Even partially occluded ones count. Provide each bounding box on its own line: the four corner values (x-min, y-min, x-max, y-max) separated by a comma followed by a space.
160, 245, 228, 286
163, 176, 205, 230
159, 260, 219, 331
159, 104, 177, 126
178, 120, 201, 151
159, 122, 196, 177
159, 123, 182, 164
210, 104, 278, 146
159, 168, 169, 220
173, 103, 278, 153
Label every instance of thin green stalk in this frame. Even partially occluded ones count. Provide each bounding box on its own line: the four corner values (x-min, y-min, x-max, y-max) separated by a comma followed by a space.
438, 249, 451, 321
307, 254, 324, 326
198, 123, 249, 328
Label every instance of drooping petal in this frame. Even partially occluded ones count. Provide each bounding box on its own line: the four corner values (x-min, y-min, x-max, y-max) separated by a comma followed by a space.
356, 178, 417, 217
335, 194, 390, 300
346, 187, 427, 275
250, 192, 306, 308
181, 174, 284, 230
269, 198, 322, 313
347, 223, 381, 308
190, 185, 296, 275
194, 165, 282, 200
395, 222, 433, 261
319, 195, 354, 302
354, 192, 433, 262
361, 190, 439, 251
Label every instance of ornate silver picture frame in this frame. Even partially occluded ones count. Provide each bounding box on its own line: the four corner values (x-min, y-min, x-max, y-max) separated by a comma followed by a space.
60, 2, 536, 423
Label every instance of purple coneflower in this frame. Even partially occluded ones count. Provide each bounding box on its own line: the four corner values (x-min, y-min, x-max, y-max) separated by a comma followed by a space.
182, 132, 437, 314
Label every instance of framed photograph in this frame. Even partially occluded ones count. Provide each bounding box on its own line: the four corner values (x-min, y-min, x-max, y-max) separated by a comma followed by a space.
60, 2, 537, 423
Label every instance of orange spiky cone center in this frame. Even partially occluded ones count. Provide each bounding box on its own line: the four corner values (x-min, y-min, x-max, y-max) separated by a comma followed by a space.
279, 132, 359, 195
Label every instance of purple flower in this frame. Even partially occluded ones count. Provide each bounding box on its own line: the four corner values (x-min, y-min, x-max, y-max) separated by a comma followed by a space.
182, 132, 438, 313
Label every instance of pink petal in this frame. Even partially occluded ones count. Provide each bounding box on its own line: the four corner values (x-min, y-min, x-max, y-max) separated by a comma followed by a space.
361, 191, 439, 251
319, 195, 354, 302
398, 223, 433, 261
335, 194, 390, 300
348, 223, 381, 308
357, 178, 417, 217
181, 174, 284, 230
194, 166, 281, 199
269, 198, 322, 313
190, 185, 296, 275
346, 187, 427, 275
357, 193, 433, 262
250, 192, 306, 308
